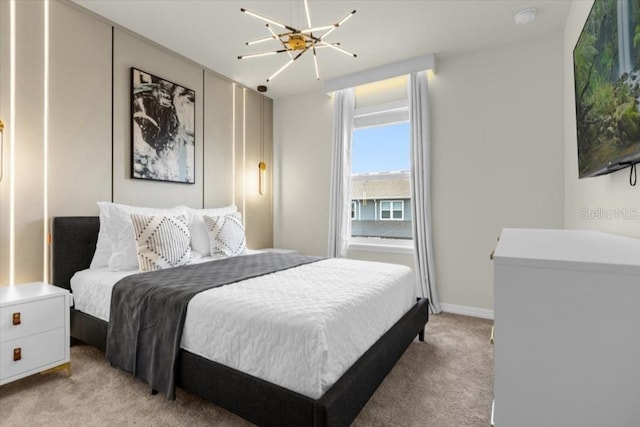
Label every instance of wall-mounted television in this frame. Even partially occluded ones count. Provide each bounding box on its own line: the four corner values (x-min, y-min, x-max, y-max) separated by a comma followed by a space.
573, 0, 640, 178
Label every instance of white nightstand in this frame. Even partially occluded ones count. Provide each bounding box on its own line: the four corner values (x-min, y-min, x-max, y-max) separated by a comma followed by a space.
0, 282, 72, 386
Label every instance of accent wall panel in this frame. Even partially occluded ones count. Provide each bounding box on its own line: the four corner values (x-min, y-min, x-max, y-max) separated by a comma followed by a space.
262, 95, 274, 248
0, 2, 274, 285
203, 71, 234, 209
4, 0, 46, 284
244, 90, 273, 249
112, 29, 204, 208
234, 85, 245, 221
49, 0, 111, 217
0, 0, 11, 284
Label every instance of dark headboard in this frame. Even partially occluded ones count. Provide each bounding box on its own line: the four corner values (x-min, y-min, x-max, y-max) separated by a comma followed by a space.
51, 216, 100, 291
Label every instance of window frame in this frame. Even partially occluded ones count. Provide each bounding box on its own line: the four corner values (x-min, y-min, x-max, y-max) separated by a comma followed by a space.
352, 100, 409, 130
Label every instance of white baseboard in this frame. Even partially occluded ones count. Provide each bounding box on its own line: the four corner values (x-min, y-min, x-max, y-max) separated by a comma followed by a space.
440, 303, 494, 320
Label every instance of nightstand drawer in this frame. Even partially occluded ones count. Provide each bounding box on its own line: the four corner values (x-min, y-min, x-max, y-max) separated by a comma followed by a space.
0, 328, 66, 382
0, 297, 65, 343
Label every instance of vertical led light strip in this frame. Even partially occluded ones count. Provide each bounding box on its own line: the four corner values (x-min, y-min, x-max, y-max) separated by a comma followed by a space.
9, 0, 16, 285
232, 84, 236, 206
43, 0, 50, 282
242, 89, 246, 226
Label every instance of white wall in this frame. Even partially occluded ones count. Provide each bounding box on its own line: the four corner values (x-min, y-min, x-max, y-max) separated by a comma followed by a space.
431, 33, 565, 311
564, 0, 640, 237
274, 32, 565, 312
273, 91, 333, 256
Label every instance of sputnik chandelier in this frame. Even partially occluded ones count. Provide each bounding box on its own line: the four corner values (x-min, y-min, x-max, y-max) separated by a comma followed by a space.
238, 0, 357, 82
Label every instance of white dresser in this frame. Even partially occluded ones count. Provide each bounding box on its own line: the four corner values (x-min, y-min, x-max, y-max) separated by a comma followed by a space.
0, 282, 72, 385
493, 229, 640, 427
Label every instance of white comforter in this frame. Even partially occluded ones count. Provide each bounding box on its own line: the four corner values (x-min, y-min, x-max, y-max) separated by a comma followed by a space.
70, 257, 417, 399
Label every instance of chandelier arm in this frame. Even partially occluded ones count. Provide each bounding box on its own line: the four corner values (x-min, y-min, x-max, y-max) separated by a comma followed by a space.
301, 25, 334, 34
245, 34, 278, 46
241, 8, 299, 33
266, 47, 310, 82
265, 26, 295, 40
315, 43, 341, 48
238, 49, 290, 60
267, 59, 293, 82
312, 43, 320, 80
292, 46, 310, 61
319, 10, 356, 41
318, 41, 357, 57
304, 0, 312, 28
319, 26, 337, 41
338, 10, 357, 26
275, 31, 295, 38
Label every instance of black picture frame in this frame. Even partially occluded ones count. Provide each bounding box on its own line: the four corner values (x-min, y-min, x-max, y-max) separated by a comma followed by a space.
131, 67, 195, 184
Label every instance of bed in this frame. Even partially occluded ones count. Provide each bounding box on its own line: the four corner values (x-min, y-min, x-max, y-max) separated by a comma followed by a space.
51, 216, 429, 426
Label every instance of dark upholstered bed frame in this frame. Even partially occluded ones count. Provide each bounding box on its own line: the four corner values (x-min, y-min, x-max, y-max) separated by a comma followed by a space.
51, 217, 429, 427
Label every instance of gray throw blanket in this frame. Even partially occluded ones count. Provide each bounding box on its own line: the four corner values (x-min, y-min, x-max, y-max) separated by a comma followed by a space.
105, 252, 322, 399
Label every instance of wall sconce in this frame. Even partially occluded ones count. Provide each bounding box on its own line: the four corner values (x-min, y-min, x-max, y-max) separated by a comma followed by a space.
258, 161, 266, 195
0, 119, 4, 182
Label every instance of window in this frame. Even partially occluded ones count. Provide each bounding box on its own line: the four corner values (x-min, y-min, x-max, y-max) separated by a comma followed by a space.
380, 200, 404, 220
350, 100, 412, 245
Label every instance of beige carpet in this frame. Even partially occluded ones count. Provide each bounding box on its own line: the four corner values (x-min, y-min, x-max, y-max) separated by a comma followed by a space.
0, 313, 493, 426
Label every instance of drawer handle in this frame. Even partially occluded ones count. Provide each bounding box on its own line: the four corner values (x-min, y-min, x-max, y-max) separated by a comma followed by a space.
12, 312, 21, 325
13, 348, 21, 361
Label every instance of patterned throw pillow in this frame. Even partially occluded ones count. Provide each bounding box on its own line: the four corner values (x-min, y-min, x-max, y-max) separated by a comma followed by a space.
130, 214, 192, 272
203, 212, 247, 258
183, 204, 237, 256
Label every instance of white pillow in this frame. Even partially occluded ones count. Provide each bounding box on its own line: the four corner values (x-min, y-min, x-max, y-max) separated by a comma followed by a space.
90, 204, 112, 268
183, 205, 237, 256
130, 214, 192, 272
203, 212, 247, 258
98, 202, 187, 271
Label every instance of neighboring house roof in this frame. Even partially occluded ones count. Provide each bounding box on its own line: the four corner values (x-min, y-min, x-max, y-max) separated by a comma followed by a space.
351, 171, 410, 200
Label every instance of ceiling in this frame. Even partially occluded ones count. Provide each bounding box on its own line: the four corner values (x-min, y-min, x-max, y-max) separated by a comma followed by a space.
73, 1, 571, 99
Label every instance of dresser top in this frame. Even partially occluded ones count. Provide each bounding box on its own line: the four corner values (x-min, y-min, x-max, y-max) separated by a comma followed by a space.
0, 282, 69, 305
494, 228, 640, 273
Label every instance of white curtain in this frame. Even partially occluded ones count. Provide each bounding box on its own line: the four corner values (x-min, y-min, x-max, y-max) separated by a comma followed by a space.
409, 71, 441, 313
327, 88, 355, 258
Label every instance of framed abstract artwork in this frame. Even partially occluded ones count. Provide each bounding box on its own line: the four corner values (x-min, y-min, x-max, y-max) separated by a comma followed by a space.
131, 68, 195, 184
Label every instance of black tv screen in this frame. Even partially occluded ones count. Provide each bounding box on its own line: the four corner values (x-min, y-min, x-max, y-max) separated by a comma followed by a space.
573, 0, 640, 178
